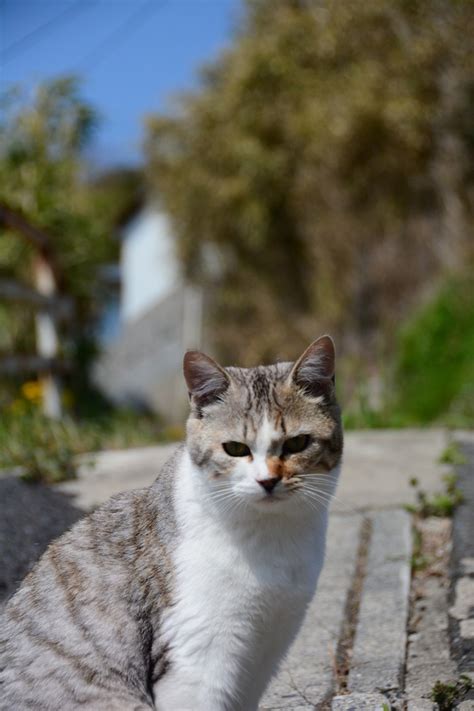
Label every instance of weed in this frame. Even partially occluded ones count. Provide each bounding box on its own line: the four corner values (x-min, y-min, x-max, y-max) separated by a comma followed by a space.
431, 675, 473, 710
0, 404, 182, 484
406, 475, 463, 518
439, 442, 467, 466
410, 526, 429, 572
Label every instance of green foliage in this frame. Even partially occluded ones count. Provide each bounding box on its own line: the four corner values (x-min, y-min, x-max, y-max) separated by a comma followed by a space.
0, 411, 81, 484
391, 275, 474, 425
342, 273, 474, 428
407, 474, 464, 518
0, 78, 106, 297
439, 441, 467, 466
0, 402, 181, 484
410, 525, 429, 572
342, 386, 414, 430
431, 675, 473, 710
146, 0, 474, 365
90, 167, 144, 233
0, 77, 121, 391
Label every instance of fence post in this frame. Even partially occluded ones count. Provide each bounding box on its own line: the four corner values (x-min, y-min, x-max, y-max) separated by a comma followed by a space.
33, 256, 62, 418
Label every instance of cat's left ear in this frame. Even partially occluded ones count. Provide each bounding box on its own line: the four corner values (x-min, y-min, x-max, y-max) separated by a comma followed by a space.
289, 335, 336, 396
183, 350, 231, 408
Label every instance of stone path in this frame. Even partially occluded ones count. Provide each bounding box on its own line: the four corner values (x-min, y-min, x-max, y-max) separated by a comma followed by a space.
346, 510, 412, 697
451, 435, 474, 675
405, 517, 456, 711
3, 428, 473, 708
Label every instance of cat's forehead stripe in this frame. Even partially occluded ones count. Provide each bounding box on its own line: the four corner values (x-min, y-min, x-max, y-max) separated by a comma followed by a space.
227, 362, 291, 418
240, 374, 288, 440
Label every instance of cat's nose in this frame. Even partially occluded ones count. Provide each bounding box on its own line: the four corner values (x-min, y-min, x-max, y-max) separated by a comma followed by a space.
257, 478, 278, 494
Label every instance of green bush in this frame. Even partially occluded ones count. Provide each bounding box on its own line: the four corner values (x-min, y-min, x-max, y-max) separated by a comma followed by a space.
391, 275, 474, 425
0, 400, 182, 484
0, 412, 81, 484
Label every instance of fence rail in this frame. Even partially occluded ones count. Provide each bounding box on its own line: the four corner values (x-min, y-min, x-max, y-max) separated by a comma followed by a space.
0, 201, 73, 418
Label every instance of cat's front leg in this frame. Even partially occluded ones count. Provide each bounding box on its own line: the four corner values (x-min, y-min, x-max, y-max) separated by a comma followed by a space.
153, 674, 207, 711
153, 672, 248, 711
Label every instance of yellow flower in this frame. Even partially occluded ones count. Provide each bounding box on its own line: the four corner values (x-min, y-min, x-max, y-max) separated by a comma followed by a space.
21, 380, 43, 403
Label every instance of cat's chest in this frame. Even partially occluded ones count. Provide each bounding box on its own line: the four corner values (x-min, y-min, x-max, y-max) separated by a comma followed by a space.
177, 524, 315, 606
154, 518, 321, 710
160, 517, 320, 653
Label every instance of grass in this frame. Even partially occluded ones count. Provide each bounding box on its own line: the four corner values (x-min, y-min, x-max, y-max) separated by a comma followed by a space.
431, 675, 473, 710
439, 441, 467, 466
406, 474, 464, 518
407, 439, 464, 577
0, 405, 183, 484
410, 525, 430, 572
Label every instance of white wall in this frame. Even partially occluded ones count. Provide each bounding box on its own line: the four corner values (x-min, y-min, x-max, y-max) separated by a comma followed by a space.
121, 206, 180, 322
94, 205, 206, 419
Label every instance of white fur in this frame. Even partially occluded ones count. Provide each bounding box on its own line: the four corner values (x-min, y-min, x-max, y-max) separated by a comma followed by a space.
154, 432, 339, 711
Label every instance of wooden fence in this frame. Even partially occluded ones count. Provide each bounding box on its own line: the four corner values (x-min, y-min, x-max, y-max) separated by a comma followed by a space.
0, 202, 73, 418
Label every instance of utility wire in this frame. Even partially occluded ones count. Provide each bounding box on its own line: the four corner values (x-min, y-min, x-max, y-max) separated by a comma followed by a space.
78, 0, 166, 73
2, 1, 97, 64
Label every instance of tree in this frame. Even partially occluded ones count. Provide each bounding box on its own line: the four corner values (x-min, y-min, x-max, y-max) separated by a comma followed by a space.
0, 77, 123, 408
146, 0, 474, 366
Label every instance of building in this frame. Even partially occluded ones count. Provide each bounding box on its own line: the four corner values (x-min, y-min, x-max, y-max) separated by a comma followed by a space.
93, 203, 204, 422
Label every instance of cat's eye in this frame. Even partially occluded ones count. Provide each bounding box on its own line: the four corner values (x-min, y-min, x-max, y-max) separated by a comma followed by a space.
282, 434, 310, 455
223, 441, 251, 457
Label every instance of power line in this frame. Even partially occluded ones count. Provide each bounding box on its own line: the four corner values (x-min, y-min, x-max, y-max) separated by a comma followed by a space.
78, 0, 166, 73
2, 1, 97, 65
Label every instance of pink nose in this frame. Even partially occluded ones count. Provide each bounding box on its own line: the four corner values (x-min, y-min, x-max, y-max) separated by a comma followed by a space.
257, 478, 278, 494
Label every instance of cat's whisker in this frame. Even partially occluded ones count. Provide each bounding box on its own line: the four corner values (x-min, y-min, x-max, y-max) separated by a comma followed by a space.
210, 496, 235, 504
217, 495, 241, 518
301, 485, 342, 508
209, 490, 236, 502
305, 473, 340, 483
302, 485, 361, 517
301, 483, 335, 497
303, 490, 332, 507
303, 483, 335, 496
301, 496, 328, 516
212, 494, 241, 511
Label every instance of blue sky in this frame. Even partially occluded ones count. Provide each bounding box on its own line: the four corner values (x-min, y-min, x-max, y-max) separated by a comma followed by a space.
1, 0, 241, 166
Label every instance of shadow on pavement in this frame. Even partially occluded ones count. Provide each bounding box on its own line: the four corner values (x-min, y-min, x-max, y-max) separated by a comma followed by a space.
0, 476, 84, 605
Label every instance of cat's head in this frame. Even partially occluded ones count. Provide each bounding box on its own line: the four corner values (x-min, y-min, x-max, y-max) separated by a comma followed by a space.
183, 336, 343, 516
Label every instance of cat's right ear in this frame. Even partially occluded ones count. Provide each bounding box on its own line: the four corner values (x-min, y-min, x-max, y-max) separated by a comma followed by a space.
183, 351, 230, 408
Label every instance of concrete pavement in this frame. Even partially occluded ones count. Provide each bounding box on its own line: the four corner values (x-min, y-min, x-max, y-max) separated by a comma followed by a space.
3, 428, 473, 708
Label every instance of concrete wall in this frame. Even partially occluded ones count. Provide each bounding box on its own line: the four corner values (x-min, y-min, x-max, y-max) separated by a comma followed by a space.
121, 207, 179, 323
94, 285, 203, 422
94, 205, 209, 422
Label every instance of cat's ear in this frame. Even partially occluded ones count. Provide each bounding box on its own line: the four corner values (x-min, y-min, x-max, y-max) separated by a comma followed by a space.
289, 335, 336, 397
183, 351, 230, 407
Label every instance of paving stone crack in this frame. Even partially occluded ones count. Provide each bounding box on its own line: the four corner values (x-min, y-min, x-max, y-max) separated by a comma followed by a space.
333, 516, 372, 698
286, 668, 317, 709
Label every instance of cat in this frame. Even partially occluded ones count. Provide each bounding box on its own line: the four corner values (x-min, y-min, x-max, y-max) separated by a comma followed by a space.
0, 335, 343, 711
